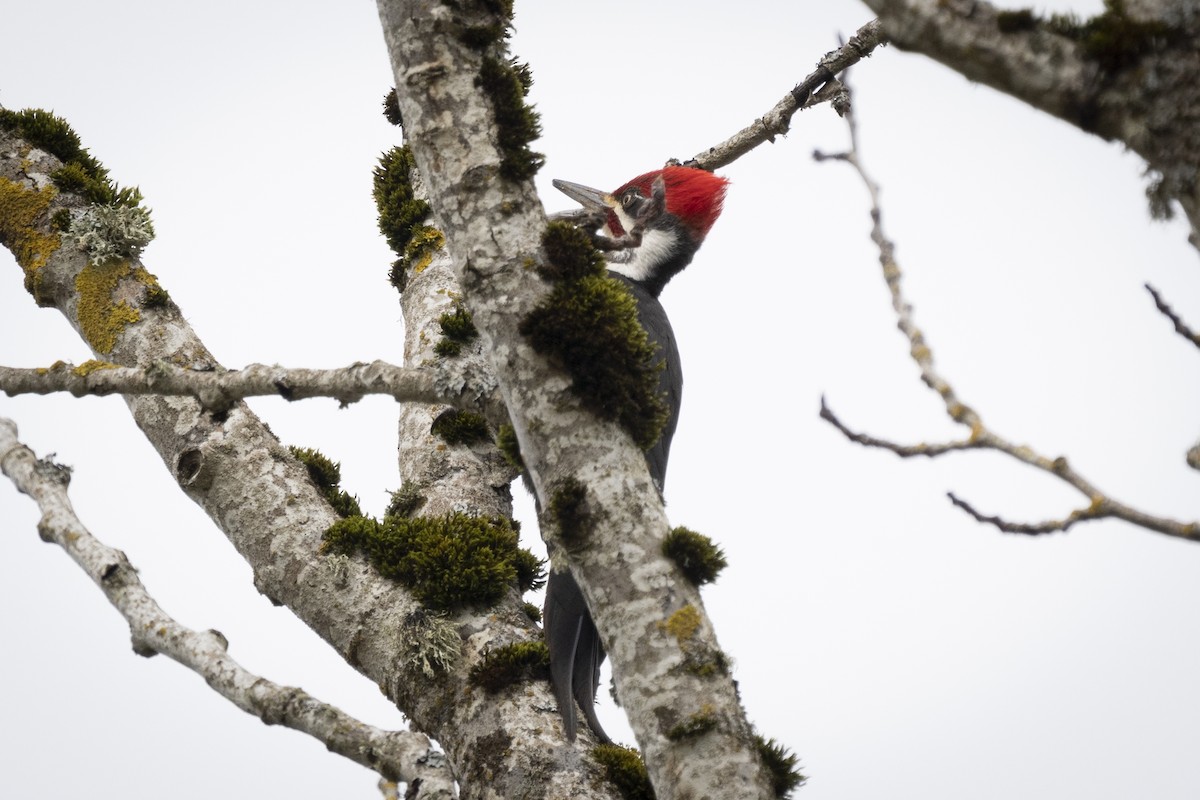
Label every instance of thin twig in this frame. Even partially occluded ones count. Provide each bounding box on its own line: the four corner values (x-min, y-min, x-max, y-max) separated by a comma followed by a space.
685, 19, 886, 171
0, 416, 457, 798
1145, 283, 1200, 351
815, 82, 1200, 543
820, 396, 982, 457
947, 492, 1104, 535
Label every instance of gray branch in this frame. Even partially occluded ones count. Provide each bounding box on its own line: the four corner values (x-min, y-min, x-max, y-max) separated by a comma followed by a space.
686, 18, 886, 171
816, 81, 1200, 544
1145, 283, 1200, 352
0, 360, 505, 421
0, 417, 455, 797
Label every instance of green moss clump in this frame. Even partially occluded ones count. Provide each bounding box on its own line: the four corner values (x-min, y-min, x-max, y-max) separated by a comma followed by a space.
1, 109, 154, 301
755, 735, 806, 798
549, 477, 592, 545
456, 0, 513, 49
477, 0, 515, 18
1047, 0, 1181, 71
49, 162, 118, 207
477, 56, 544, 181
666, 708, 718, 741
468, 640, 550, 693
521, 273, 667, 449
538, 221, 606, 283
386, 483, 428, 518
521, 601, 542, 623
592, 744, 655, 800
431, 409, 490, 446
373, 145, 443, 293
139, 269, 171, 308
289, 446, 363, 518
0, 109, 145, 210
438, 303, 478, 340
373, 146, 428, 253
513, 548, 546, 592
382, 88, 403, 127
522, 222, 668, 448
459, 24, 507, 49
434, 303, 479, 357
495, 423, 524, 471
663, 527, 728, 586
323, 512, 530, 610
686, 648, 730, 679
0, 109, 103, 176
996, 9, 1037, 33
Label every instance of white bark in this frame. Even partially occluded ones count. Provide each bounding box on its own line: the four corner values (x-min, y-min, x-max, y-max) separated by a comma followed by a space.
0, 360, 498, 415
395, 212, 515, 519
0, 417, 454, 796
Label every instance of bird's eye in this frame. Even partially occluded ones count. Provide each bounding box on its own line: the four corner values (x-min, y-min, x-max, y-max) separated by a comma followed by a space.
621, 190, 641, 209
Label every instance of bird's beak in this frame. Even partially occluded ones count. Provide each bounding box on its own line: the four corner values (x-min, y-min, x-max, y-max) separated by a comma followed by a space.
552, 179, 616, 212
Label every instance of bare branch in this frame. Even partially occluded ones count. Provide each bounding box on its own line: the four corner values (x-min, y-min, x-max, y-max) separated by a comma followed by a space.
1141, 283, 1200, 471
1145, 283, 1200, 351
686, 19, 885, 171
819, 395, 982, 458
817, 81, 1200, 544
0, 360, 504, 421
947, 492, 1104, 535
0, 417, 455, 798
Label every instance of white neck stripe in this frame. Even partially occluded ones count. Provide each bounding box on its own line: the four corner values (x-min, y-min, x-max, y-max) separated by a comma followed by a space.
606, 228, 678, 284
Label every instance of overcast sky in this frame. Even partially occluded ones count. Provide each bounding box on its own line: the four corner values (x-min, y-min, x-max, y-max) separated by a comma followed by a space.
3, 1, 1199, 798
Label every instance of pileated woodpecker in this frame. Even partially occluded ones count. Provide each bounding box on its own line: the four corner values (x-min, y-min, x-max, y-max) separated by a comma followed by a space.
545, 165, 729, 741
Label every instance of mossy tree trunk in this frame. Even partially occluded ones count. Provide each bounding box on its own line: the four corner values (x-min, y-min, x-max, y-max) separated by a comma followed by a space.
374, 1, 779, 798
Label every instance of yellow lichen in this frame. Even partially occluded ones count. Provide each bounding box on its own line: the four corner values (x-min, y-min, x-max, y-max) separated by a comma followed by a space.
72, 359, 118, 377
0, 177, 61, 301
75, 259, 140, 354
661, 604, 702, 644
406, 225, 445, 274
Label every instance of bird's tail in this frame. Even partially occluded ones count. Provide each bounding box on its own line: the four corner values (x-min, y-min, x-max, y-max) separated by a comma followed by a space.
544, 569, 611, 743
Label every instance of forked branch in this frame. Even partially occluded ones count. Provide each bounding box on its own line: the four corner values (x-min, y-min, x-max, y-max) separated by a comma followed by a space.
0, 417, 455, 797
816, 83, 1200, 543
